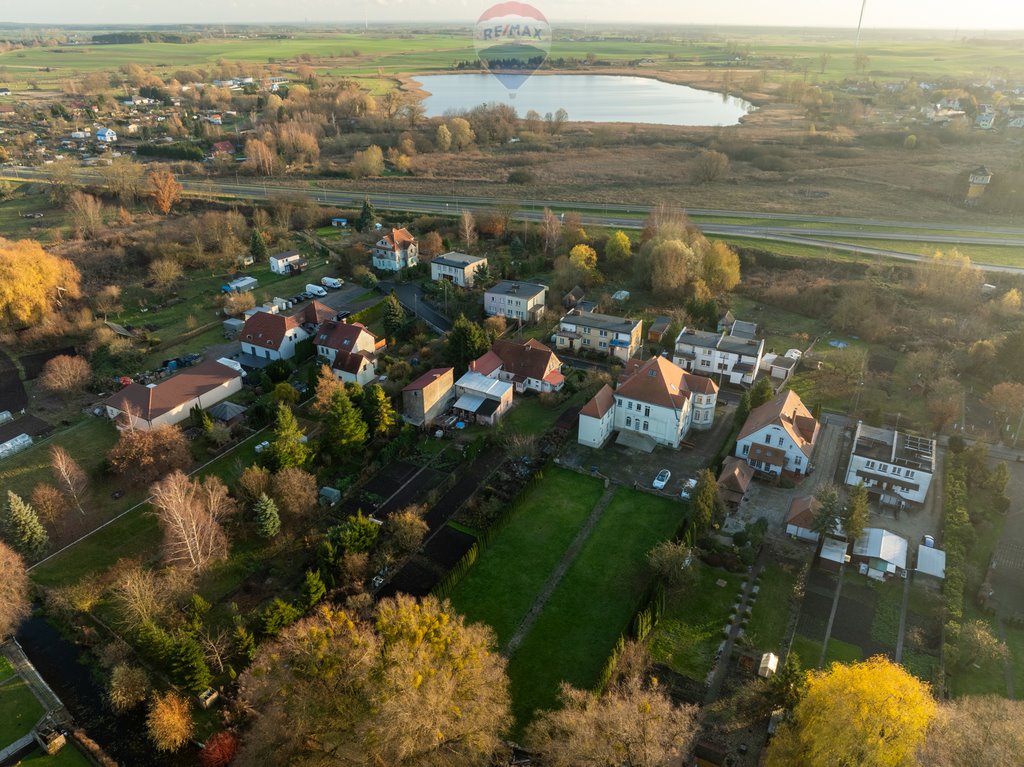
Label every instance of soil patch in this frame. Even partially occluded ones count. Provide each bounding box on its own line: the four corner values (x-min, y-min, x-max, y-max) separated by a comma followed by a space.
377, 558, 438, 599
423, 444, 505, 531
0, 414, 52, 443
829, 593, 886, 656
376, 467, 445, 518
796, 591, 833, 641
20, 346, 76, 380
0, 349, 27, 413
422, 525, 476, 571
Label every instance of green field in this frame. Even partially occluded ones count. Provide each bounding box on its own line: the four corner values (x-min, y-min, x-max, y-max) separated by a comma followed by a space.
450, 467, 605, 644
746, 563, 798, 653
506, 488, 683, 730
0, 675, 44, 745
649, 564, 743, 680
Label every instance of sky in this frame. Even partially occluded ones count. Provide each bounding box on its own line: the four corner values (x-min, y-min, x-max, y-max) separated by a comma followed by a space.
5, 0, 1024, 30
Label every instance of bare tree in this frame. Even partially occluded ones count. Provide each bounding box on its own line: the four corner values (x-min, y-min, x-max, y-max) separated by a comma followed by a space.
67, 191, 104, 238
542, 207, 562, 255
919, 696, 1024, 767
39, 355, 91, 394
0, 541, 31, 639
50, 445, 88, 514
147, 692, 194, 752
198, 627, 232, 674
149, 258, 184, 290
150, 471, 234, 572
110, 563, 166, 630
109, 664, 150, 712
459, 209, 477, 250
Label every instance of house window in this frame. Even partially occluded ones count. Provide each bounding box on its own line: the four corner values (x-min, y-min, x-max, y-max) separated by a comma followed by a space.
644, 406, 650, 417
627, 401, 633, 410
742, 444, 749, 456
599, 342, 607, 349
583, 338, 591, 346
599, 329, 608, 337
643, 421, 649, 431
701, 360, 710, 368
906, 470, 915, 479
866, 460, 875, 469
893, 467, 902, 476
795, 456, 802, 466
764, 435, 771, 446
626, 416, 632, 427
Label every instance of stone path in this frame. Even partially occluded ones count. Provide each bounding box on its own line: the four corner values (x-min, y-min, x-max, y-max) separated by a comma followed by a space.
704, 551, 766, 704
504, 484, 616, 655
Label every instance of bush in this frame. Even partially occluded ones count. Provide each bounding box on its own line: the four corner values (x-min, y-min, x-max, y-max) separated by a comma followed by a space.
265, 359, 292, 383
508, 169, 535, 184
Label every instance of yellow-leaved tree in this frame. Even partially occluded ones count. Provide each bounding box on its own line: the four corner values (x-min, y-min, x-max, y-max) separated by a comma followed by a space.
767, 655, 935, 767
0, 238, 81, 329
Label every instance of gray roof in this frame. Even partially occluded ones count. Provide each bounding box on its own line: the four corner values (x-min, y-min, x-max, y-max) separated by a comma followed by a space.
208, 401, 247, 421
730, 320, 758, 340
432, 251, 487, 269
676, 327, 723, 350
561, 309, 640, 334
486, 281, 546, 299
718, 335, 764, 356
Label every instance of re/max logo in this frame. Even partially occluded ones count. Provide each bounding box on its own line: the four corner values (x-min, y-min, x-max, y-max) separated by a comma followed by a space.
480, 24, 545, 41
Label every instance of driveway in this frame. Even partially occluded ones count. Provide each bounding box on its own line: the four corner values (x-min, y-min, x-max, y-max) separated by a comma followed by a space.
378, 280, 452, 333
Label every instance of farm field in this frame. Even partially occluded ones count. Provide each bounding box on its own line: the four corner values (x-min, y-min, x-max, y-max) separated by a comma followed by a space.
505, 488, 683, 731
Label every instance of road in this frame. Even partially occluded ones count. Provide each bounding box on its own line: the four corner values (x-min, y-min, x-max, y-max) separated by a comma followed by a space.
378, 280, 453, 333
7, 166, 1024, 273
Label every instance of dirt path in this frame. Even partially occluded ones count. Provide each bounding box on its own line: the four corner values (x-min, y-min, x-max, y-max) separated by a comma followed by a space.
504, 484, 616, 656
894, 572, 911, 662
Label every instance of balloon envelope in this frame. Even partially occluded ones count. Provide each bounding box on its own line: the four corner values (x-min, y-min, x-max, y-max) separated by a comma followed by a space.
474, 2, 551, 92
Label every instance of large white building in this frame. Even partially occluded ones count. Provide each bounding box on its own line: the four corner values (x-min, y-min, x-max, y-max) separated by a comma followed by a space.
239, 301, 335, 363
844, 422, 936, 507
484, 281, 547, 323
735, 389, 819, 477
430, 252, 488, 287
372, 228, 418, 271
578, 356, 719, 450
673, 321, 765, 386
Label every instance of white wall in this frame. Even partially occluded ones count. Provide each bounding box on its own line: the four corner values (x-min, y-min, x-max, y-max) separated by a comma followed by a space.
578, 412, 613, 448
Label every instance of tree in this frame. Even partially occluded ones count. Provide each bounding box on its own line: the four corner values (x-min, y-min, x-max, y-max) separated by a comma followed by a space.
811, 483, 842, 538
356, 197, 376, 232
527, 669, 699, 767
31, 483, 67, 526
483, 315, 507, 339
637, 238, 694, 298
447, 314, 490, 372
984, 382, 1024, 426
766, 656, 935, 767
101, 157, 144, 203
271, 382, 299, 405
382, 508, 428, 555
844, 481, 869, 543
149, 169, 182, 214
249, 227, 269, 261
110, 564, 166, 631
335, 511, 380, 553
147, 691, 194, 752
363, 384, 397, 437
150, 471, 234, 573
750, 377, 776, 409
459, 209, 478, 250
170, 632, 213, 693
448, 116, 475, 149
647, 540, 693, 587
46, 159, 77, 203
768, 651, 805, 711
350, 145, 385, 178
39, 355, 91, 394
950, 620, 1009, 671
2, 491, 48, 559
919, 696, 1024, 767
254, 493, 281, 539
435, 123, 452, 151
819, 51, 832, 73
0, 541, 30, 639
604, 230, 632, 266
236, 596, 511, 766
237, 464, 271, 506
702, 240, 741, 293
854, 52, 870, 73
243, 137, 277, 176
107, 424, 191, 485
927, 377, 963, 432
569, 243, 598, 271
0, 238, 82, 329
67, 191, 104, 238
108, 664, 149, 712
692, 149, 729, 183
200, 731, 240, 767
420, 231, 444, 259
541, 207, 562, 255
690, 469, 724, 532
324, 388, 368, 456
269, 403, 311, 470
382, 292, 406, 341
148, 258, 183, 290
271, 468, 318, 518
50, 445, 87, 515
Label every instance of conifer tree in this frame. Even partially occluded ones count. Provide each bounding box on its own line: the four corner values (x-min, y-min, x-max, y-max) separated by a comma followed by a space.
2, 491, 48, 559
270, 403, 311, 470
254, 493, 281, 539
356, 197, 376, 232
324, 389, 368, 458
363, 384, 397, 437
300, 569, 327, 610
250, 228, 269, 260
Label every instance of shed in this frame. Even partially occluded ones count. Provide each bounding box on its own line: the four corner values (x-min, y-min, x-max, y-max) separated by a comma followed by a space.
915, 546, 946, 581
207, 401, 247, 425
758, 652, 779, 678
819, 536, 850, 573
331, 217, 348, 227
648, 315, 672, 343
319, 486, 342, 506
611, 290, 630, 302
223, 318, 245, 335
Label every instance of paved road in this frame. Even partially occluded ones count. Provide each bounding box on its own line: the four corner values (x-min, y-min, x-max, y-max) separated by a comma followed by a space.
378, 280, 453, 333
7, 167, 1024, 273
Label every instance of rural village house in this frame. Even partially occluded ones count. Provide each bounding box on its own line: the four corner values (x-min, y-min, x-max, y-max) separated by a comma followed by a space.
717, 456, 755, 509
673, 319, 765, 387
314, 320, 384, 386
484, 281, 547, 323
268, 250, 308, 274
430, 252, 488, 287
735, 389, 819, 477
239, 301, 334, 363
470, 339, 564, 393
555, 308, 643, 361
844, 422, 936, 507
372, 227, 418, 271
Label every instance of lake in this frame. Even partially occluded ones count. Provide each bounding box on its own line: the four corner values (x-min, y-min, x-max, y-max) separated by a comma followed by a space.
412, 74, 754, 126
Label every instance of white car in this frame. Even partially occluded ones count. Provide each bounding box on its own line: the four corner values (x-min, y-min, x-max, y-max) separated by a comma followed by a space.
680, 478, 698, 499
305, 283, 328, 297
652, 469, 671, 490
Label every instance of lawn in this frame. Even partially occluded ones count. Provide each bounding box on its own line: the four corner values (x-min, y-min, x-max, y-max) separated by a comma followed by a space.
501, 391, 586, 438
0, 189, 64, 241
649, 564, 743, 680
746, 563, 798, 654
449, 467, 605, 645
789, 634, 823, 668
825, 638, 864, 665
0, 656, 13, 681
506, 489, 684, 731
13, 744, 94, 767
0, 675, 44, 744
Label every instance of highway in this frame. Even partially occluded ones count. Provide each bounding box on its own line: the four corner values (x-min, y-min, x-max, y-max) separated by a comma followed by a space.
6, 166, 1024, 273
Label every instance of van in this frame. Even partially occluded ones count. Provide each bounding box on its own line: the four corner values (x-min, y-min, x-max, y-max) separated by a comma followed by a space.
305, 283, 328, 297
321, 277, 344, 289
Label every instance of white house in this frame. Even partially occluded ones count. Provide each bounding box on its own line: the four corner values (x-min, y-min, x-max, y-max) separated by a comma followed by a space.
102, 360, 242, 430
268, 250, 307, 275
372, 227, 418, 271
430, 252, 488, 287
484, 281, 547, 323
852, 528, 909, 580
554, 309, 643, 361
453, 372, 513, 425
673, 322, 765, 386
785, 496, 823, 542
95, 127, 117, 142
470, 339, 564, 393
240, 309, 311, 362
577, 356, 719, 450
735, 389, 819, 477
844, 422, 936, 507
314, 320, 383, 386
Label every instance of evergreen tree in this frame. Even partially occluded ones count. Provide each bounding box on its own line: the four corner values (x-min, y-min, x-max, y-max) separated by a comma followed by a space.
446, 314, 490, 372
734, 390, 752, 428
382, 292, 406, 342
750, 378, 776, 409
250, 228, 269, 260
363, 384, 397, 437
811, 483, 842, 538
844, 481, 870, 543
233, 624, 257, 664
324, 389, 368, 457
690, 469, 724, 533
269, 403, 311, 470
300, 569, 327, 610
356, 197, 376, 232
769, 651, 806, 710
254, 493, 281, 539
170, 634, 213, 693
2, 491, 48, 559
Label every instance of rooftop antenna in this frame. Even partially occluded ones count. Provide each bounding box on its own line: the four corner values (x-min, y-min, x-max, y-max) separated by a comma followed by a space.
855, 0, 867, 47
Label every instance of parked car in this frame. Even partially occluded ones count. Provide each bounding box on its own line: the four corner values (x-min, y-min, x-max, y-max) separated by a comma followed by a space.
321, 277, 344, 289
680, 477, 698, 499
652, 469, 671, 490
305, 283, 328, 297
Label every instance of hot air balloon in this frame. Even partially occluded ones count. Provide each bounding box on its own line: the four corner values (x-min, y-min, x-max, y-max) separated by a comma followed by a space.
474, 2, 552, 97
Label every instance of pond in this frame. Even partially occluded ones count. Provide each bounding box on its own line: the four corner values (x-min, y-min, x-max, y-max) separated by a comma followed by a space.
412, 73, 754, 126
